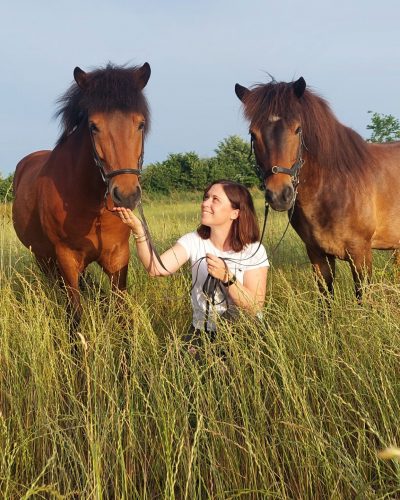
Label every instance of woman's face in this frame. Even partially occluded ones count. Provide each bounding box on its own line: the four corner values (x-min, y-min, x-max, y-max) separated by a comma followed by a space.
201, 184, 239, 228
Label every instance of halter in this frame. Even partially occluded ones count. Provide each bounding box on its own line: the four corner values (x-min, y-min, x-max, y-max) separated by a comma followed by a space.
248, 126, 306, 256
250, 127, 305, 189
89, 124, 145, 201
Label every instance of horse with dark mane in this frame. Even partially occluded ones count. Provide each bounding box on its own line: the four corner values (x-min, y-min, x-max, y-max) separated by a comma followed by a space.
13, 62, 151, 329
235, 77, 400, 299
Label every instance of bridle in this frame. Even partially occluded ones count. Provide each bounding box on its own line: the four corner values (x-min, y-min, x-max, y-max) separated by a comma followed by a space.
89, 123, 145, 207
250, 127, 305, 190
248, 125, 307, 256
88, 122, 172, 273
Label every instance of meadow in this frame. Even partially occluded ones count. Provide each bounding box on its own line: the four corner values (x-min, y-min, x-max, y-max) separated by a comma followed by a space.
1, 193, 400, 499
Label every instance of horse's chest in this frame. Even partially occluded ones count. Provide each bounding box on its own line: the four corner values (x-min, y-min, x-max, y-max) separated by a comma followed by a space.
292, 205, 349, 258
42, 206, 117, 251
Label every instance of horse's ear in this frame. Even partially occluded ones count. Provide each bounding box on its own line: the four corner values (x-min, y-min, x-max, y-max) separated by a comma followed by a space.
293, 77, 306, 98
136, 62, 151, 90
74, 67, 88, 89
235, 83, 250, 102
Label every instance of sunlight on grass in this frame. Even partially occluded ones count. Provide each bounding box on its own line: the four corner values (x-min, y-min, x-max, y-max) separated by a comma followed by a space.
1, 196, 400, 498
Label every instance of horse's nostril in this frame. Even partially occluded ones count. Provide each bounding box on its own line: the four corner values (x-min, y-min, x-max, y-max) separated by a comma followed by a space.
282, 185, 294, 203
265, 189, 275, 203
112, 186, 123, 204
112, 185, 141, 209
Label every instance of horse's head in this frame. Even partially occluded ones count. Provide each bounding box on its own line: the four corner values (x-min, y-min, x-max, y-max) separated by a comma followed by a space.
235, 77, 306, 211
73, 63, 151, 209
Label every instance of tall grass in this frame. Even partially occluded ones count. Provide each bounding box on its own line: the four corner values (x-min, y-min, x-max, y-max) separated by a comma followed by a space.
1, 196, 400, 498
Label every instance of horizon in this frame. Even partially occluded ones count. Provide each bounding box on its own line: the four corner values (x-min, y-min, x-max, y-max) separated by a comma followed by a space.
1, 0, 399, 176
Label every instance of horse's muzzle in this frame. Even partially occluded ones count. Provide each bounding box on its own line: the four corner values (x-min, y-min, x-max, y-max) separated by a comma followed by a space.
265, 184, 294, 212
111, 185, 142, 209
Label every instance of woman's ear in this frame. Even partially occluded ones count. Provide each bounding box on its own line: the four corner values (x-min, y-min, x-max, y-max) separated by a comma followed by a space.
230, 209, 240, 220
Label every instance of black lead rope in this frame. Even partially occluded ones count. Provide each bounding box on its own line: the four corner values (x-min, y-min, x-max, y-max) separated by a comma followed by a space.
202, 259, 230, 333
137, 201, 171, 274
88, 122, 170, 273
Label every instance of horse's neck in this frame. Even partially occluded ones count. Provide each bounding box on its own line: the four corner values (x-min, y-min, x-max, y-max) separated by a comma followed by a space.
65, 129, 104, 190
52, 129, 106, 207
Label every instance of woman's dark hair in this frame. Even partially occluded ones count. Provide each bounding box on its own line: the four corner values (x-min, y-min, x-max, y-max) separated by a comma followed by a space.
197, 179, 260, 252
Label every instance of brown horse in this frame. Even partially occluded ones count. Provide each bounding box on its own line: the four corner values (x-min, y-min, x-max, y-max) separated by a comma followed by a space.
13, 63, 151, 328
235, 77, 400, 299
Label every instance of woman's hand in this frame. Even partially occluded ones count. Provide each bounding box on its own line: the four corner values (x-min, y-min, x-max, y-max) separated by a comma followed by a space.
205, 253, 228, 282
112, 207, 143, 235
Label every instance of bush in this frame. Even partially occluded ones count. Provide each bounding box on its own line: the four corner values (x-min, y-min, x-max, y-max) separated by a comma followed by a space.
0, 174, 13, 203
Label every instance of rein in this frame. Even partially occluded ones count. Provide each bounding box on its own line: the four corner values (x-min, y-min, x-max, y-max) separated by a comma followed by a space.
88, 123, 170, 273
247, 127, 306, 255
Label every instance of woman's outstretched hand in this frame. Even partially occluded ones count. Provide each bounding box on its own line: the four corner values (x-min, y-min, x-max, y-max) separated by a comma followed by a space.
112, 207, 143, 235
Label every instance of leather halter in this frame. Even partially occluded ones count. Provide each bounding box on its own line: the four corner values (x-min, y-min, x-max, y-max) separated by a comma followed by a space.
89, 124, 144, 195
250, 127, 305, 189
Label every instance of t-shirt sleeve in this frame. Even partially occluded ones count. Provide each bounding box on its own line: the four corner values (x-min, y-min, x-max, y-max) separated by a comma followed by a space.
176, 232, 197, 261
247, 243, 269, 269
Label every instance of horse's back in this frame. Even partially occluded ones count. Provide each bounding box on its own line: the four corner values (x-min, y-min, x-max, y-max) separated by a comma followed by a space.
13, 150, 54, 255
14, 150, 50, 190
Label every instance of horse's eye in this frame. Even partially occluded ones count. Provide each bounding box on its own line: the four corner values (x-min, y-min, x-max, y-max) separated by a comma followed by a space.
89, 122, 99, 133
295, 126, 302, 135
250, 131, 256, 141
139, 122, 145, 130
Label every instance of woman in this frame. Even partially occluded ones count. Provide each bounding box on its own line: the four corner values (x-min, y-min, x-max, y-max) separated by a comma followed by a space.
113, 180, 268, 340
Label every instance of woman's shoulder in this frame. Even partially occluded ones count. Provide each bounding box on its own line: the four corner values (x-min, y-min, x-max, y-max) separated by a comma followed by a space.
177, 231, 201, 245
242, 241, 269, 267
177, 231, 204, 257
244, 240, 267, 252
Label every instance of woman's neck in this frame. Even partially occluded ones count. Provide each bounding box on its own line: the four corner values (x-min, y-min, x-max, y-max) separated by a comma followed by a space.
209, 227, 232, 252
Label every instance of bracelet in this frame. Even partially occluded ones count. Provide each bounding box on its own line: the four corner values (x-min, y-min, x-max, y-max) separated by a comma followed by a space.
134, 235, 148, 243
222, 274, 237, 287
132, 232, 146, 240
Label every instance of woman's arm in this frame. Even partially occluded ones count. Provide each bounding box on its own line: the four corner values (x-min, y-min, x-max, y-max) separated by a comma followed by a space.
235, 266, 268, 312
113, 207, 189, 276
205, 253, 267, 314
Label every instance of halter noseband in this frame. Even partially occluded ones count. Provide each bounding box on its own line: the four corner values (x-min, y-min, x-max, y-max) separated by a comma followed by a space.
250, 127, 305, 189
89, 125, 145, 193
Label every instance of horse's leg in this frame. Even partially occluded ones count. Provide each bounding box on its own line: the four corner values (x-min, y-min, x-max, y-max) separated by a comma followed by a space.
347, 247, 372, 303
306, 247, 336, 297
98, 245, 129, 294
55, 248, 84, 335
393, 250, 400, 280
104, 264, 129, 293
100, 257, 130, 375
36, 256, 61, 285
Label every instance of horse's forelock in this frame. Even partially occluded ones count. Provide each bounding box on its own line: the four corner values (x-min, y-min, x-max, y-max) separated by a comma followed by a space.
241, 80, 374, 185
55, 64, 150, 145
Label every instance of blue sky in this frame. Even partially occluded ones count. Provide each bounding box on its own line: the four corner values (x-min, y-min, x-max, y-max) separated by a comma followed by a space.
1, 0, 399, 176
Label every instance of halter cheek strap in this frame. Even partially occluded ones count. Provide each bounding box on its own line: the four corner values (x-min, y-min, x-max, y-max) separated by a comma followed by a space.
250, 127, 306, 189
89, 126, 144, 189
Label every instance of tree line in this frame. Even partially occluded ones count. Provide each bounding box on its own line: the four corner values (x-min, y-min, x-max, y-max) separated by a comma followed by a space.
0, 135, 259, 202
1, 112, 399, 201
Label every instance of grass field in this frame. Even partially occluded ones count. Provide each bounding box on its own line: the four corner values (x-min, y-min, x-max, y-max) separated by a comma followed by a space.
1, 193, 400, 499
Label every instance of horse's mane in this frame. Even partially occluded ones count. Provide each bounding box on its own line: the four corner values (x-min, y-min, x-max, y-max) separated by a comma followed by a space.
242, 80, 374, 182
55, 63, 150, 145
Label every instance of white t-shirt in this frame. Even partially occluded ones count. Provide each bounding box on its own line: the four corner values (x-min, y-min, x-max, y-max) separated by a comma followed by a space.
177, 231, 269, 332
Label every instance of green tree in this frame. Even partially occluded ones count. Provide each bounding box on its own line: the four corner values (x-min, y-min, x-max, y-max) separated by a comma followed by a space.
140, 135, 261, 195
141, 152, 209, 193
0, 173, 14, 202
212, 135, 259, 187
367, 111, 400, 143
